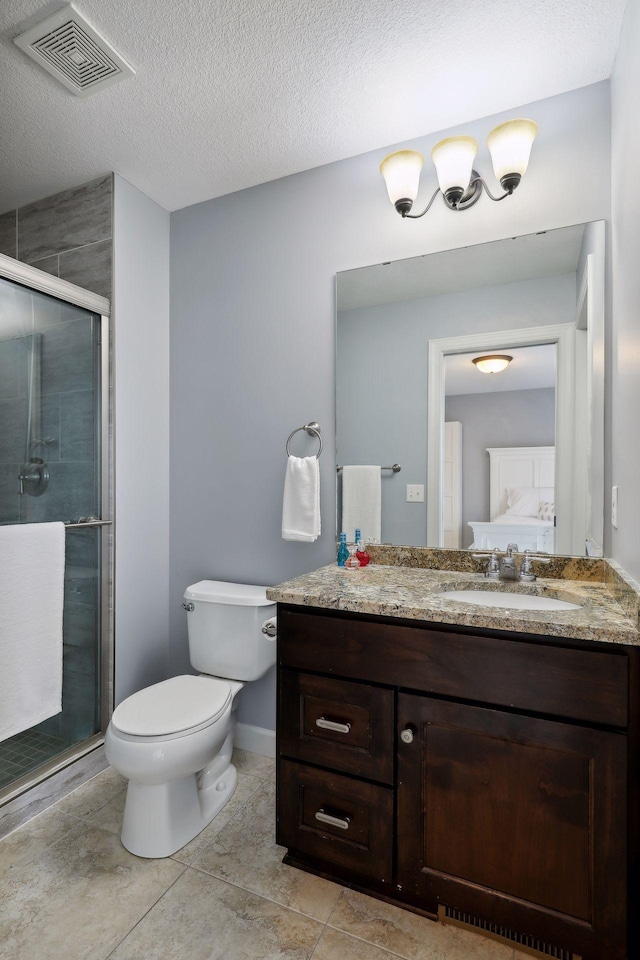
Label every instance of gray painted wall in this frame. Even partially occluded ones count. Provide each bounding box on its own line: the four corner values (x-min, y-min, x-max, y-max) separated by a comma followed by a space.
170, 81, 611, 731
337, 275, 573, 546
113, 175, 171, 704
610, 4, 640, 583
445, 388, 556, 548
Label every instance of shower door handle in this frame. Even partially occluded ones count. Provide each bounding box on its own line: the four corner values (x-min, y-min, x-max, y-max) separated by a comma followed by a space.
64, 520, 113, 529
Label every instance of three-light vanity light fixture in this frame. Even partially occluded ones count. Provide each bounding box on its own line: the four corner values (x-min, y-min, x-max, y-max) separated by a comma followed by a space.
380, 118, 538, 219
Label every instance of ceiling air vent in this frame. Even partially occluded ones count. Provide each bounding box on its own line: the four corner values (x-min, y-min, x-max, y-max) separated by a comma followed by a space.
13, 3, 135, 98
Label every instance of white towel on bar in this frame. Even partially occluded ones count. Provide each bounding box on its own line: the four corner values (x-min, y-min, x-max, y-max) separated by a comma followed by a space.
282, 456, 321, 542
341, 465, 381, 542
0, 522, 65, 742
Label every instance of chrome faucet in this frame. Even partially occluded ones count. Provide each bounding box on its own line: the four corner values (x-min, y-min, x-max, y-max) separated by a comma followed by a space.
499, 543, 520, 581
473, 544, 519, 581
473, 545, 553, 584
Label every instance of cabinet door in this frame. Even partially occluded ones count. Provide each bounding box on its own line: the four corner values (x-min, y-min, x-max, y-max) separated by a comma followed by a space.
397, 694, 627, 960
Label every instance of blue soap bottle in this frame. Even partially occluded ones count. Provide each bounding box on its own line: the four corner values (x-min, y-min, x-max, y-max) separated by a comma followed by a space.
337, 532, 349, 567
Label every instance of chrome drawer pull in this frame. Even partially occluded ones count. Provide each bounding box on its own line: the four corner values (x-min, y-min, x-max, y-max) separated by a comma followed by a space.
315, 717, 351, 735
315, 809, 351, 830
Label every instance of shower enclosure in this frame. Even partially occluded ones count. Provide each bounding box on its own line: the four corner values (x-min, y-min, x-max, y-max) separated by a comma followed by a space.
0, 256, 111, 801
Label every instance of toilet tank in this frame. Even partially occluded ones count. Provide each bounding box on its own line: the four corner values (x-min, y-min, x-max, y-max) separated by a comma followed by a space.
183, 580, 277, 681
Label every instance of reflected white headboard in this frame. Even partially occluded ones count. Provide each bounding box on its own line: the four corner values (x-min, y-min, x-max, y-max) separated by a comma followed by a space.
487, 446, 555, 520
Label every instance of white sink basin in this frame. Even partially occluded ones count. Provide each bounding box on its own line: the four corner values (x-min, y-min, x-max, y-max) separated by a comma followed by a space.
439, 590, 581, 611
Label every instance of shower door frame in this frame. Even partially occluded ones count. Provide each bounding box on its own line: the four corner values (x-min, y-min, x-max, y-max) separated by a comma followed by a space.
0, 252, 113, 805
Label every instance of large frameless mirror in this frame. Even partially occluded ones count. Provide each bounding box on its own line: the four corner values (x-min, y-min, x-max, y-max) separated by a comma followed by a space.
336, 221, 605, 557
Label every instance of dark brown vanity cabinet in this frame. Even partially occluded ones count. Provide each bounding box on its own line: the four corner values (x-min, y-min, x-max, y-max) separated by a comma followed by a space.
276, 604, 639, 960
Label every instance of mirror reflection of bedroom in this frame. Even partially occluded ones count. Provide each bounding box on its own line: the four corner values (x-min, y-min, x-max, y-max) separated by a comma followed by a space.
443, 344, 557, 552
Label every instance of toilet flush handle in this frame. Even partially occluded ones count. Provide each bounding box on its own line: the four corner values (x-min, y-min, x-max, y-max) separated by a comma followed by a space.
182, 601, 194, 612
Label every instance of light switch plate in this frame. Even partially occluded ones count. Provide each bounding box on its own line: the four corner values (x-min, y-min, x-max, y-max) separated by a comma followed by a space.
406, 484, 424, 503
611, 485, 618, 529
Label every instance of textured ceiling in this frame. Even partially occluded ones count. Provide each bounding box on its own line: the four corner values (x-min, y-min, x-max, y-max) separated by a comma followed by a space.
0, 0, 626, 213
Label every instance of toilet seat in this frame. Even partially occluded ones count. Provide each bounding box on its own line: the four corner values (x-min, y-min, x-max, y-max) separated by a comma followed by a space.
111, 675, 232, 740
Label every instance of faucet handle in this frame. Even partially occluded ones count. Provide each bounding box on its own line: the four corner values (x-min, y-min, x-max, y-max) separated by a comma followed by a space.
520, 550, 551, 581
523, 549, 551, 563
473, 550, 500, 579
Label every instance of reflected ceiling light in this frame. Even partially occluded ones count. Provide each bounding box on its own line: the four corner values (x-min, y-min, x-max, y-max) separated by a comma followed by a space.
380, 118, 538, 219
472, 355, 513, 374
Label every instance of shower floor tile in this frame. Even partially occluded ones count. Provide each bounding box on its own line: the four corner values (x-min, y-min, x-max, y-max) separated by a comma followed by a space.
0, 729, 69, 790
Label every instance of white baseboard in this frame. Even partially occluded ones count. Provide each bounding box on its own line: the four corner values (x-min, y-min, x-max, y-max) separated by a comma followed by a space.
235, 722, 276, 759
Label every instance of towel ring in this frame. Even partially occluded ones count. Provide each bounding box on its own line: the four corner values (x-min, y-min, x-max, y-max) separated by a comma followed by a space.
286, 422, 323, 459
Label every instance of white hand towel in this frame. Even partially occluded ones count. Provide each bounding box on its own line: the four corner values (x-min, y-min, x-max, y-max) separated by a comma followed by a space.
0, 522, 65, 742
341, 465, 381, 542
282, 456, 321, 542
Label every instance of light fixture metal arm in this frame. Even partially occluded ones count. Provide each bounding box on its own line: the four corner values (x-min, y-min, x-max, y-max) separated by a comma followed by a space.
403, 186, 442, 218
470, 176, 511, 203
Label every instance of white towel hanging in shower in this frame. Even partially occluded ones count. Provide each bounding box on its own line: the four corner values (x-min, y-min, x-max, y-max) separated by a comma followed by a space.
0, 522, 65, 742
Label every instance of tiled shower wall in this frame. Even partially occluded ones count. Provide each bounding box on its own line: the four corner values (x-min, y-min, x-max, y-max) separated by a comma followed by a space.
0, 172, 113, 529
0, 174, 113, 300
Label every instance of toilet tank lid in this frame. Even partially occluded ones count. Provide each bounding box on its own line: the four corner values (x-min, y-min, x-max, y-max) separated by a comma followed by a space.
111, 675, 232, 737
184, 580, 275, 606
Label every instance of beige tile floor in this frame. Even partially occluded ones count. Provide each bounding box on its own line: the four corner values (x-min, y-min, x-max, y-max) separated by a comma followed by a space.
0, 750, 526, 960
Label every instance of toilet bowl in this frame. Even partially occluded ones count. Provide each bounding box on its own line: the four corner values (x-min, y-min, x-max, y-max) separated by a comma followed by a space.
105, 581, 276, 858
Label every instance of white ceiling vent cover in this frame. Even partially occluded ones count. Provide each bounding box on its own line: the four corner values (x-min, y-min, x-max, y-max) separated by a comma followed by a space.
13, 4, 135, 98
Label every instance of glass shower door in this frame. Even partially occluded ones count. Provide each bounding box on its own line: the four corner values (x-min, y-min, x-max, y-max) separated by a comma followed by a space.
0, 273, 109, 794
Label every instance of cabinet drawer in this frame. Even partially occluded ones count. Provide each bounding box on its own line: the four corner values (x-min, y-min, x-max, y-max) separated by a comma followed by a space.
279, 671, 394, 783
277, 759, 393, 883
278, 606, 629, 727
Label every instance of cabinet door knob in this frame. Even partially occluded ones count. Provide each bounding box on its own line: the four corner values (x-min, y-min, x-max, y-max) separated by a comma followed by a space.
315, 717, 351, 735
315, 809, 351, 830
400, 725, 416, 744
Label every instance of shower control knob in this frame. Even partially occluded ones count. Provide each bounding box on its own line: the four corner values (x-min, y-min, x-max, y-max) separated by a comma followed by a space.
400, 725, 416, 744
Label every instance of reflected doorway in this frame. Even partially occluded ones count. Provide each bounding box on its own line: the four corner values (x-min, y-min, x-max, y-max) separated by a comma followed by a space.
443, 343, 556, 550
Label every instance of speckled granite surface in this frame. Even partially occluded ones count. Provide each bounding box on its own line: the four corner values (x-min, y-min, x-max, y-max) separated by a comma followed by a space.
267, 563, 640, 646
365, 545, 605, 581
605, 559, 640, 629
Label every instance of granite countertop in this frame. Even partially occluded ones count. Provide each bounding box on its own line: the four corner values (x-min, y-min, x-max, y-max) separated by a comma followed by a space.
267, 563, 640, 646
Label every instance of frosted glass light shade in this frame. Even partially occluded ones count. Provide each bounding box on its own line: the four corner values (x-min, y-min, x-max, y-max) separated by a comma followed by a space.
431, 136, 478, 203
380, 150, 424, 212
472, 354, 513, 374
487, 119, 538, 189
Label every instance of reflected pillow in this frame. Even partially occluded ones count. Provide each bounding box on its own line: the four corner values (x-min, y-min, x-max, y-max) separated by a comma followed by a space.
505, 487, 542, 517
537, 501, 555, 522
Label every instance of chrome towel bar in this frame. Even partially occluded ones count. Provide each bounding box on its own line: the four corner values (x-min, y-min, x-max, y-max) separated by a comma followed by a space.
336, 464, 401, 473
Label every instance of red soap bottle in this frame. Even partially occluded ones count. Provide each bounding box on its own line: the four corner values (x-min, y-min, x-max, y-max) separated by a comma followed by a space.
356, 538, 370, 566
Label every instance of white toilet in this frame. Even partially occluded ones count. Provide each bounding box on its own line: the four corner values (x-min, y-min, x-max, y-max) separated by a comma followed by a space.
105, 580, 276, 858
